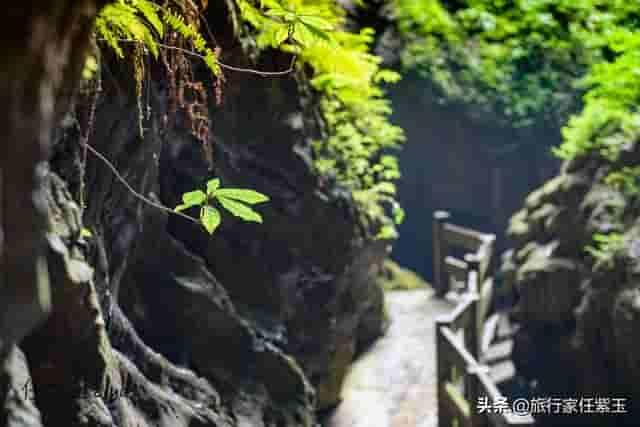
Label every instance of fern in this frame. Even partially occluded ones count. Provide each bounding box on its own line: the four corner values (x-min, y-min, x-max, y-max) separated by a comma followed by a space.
163, 9, 221, 75
95, 1, 220, 76
95, 0, 163, 58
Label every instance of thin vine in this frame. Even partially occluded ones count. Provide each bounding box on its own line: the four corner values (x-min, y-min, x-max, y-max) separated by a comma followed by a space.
104, 38, 297, 76
84, 142, 201, 226
82, 0, 281, 235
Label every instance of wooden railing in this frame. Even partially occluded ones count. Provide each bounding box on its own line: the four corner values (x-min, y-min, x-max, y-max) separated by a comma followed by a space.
433, 211, 534, 427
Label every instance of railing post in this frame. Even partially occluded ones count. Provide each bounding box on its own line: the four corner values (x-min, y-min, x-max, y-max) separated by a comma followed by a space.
433, 210, 451, 296
464, 254, 481, 361
467, 364, 490, 427
436, 317, 450, 427
478, 235, 496, 285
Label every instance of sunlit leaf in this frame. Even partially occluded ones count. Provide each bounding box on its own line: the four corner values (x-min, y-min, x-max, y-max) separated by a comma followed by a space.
200, 206, 221, 234
217, 197, 263, 223
206, 179, 220, 196
182, 190, 206, 206
215, 189, 269, 204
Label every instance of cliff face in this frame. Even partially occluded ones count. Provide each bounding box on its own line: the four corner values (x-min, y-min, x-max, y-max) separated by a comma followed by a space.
504, 150, 640, 426
1, 2, 388, 426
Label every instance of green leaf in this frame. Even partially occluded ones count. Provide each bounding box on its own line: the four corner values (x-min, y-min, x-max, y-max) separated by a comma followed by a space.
298, 15, 334, 31
80, 228, 93, 238
375, 182, 396, 195
134, 0, 163, 37
206, 179, 221, 196
377, 225, 398, 240
299, 20, 331, 42
83, 55, 99, 80
142, 31, 159, 58
274, 25, 291, 46
215, 189, 270, 204
182, 190, 206, 206
200, 206, 221, 234
217, 197, 263, 223
393, 204, 406, 224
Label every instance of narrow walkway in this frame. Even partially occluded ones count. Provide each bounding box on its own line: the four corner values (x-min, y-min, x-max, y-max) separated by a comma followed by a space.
326, 288, 452, 427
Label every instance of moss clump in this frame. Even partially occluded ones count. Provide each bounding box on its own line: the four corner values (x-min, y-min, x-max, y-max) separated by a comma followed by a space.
376, 259, 429, 292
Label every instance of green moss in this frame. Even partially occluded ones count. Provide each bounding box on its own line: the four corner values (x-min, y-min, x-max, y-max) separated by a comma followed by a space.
376, 259, 429, 292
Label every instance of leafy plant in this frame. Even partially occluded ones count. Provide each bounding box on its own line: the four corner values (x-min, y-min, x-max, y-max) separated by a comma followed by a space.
93, 0, 404, 238
553, 28, 640, 162
605, 167, 640, 197
236, 0, 405, 238
94, 0, 164, 59
175, 179, 270, 234
86, 1, 250, 237
94, 0, 221, 76
162, 8, 221, 75
393, 0, 640, 251
353, 182, 405, 240
585, 232, 625, 269
236, 0, 337, 49
392, 0, 635, 127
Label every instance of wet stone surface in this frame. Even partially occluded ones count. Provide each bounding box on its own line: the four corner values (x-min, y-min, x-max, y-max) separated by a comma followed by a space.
326, 289, 452, 427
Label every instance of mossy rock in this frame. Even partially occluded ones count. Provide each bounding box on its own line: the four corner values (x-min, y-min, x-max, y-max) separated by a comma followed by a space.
524, 175, 566, 211
524, 187, 546, 211
376, 259, 429, 292
507, 209, 530, 241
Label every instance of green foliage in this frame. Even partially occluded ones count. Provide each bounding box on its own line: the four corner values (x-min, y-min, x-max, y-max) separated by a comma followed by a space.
163, 8, 221, 75
94, 1, 403, 237
547, 7, 640, 240
394, 0, 640, 256
236, 0, 405, 236
95, 0, 164, 58
175, 179, 270, 234
393, 0, 638, 127
353, 182, 405, 240
554, 27, 640, 163
94, 0, 220, 76
585, 232, 625, 269
236, 0, 337, 49
83, 55, 99, 80
393, 0, 640, 161
605, 167, 640, 197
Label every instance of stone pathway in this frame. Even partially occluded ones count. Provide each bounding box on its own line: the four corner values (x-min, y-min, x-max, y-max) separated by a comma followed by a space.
326, 289, 453, 427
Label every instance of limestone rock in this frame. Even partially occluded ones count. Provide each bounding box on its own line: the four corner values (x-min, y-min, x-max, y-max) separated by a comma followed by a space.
505, 150, 640, 425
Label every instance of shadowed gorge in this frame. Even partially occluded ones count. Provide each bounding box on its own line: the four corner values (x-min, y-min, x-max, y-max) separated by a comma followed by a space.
2, 1, 640, 427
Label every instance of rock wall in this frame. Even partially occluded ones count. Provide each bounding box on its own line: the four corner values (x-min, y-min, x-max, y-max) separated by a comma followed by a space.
504, 151, 640, 426
1, 2, 388, 426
